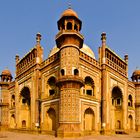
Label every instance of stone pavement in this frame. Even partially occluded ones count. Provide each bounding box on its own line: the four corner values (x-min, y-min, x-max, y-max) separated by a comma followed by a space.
0, 131, 140, 140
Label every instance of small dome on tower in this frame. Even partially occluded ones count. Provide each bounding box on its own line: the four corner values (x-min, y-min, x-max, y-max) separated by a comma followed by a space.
1, 68, 12, 77
61, 8, 78, 18
131, 69, 140, 82
132, 70, 140, 77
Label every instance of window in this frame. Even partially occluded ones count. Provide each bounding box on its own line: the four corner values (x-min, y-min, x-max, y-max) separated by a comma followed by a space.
86, 90, 92, 96
61, 69, 65, 76
49, 89, 55, 96
117, 98, 121, 105
22, 98, 26, 104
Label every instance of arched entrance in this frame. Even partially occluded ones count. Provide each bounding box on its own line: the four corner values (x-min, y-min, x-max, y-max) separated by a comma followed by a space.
10, 114, 16, 128
116, 120, 121, 129
47, 108, 56, 131
111, 86, 123, 130
20, 87, 31, 128
128, 115, 133, 130
84, 108, 95, 131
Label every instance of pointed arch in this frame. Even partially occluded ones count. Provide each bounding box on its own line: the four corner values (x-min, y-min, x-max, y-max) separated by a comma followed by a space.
10, 114, 16, 128
46, 108, 56, 131
112, 86, 123, 106
20, 86, 31, 106
84, 76, 95, 96
84, 108, 95, 131
128, 94, 133, 107
47, 76, 57, 96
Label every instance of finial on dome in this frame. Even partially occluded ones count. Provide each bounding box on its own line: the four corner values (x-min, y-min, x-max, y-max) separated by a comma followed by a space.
36, 32, 42, 44
68, 2, 72, 9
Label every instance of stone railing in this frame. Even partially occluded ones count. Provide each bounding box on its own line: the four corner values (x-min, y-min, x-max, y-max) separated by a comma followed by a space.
106, 58, 127, 76
79, 52, 100, 69
40, 53, 59, 68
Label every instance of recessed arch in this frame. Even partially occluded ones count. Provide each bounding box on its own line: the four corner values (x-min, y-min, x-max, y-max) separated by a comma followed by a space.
84, 76, 94, 96
128, 94, 133, 107
46, 108, 56, 131
22, 120, 26, 128
10, 114, 16, 128
112, 86, 122, 106
47, 76, 57, 96
84, 108, 95, 131
20, 87, 31, 106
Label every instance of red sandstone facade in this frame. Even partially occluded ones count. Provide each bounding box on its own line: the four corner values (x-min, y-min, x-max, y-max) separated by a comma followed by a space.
0, 8, 140, 137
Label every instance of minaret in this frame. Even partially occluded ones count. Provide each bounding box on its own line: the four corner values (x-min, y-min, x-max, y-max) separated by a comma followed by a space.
100, 32, 107, 133
56, 7, 84, 137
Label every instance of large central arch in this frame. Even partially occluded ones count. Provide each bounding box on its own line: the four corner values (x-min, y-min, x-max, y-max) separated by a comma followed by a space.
111, 86, 123, 130
20, 86, 31, 128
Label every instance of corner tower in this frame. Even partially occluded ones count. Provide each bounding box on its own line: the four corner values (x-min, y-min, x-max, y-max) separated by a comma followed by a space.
131, 70, 140, 132
0, 69, 12, 128
56, 8, 84, 137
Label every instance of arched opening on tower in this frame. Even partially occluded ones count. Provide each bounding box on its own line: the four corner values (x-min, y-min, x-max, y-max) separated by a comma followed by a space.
74, 24, 78, 31
84, 76, 94, 96
46, 108, 56, 131
47, 76, 57, 96
74, 69, 79, 76
84, 108, 95, 131
67, 22, 72, 30
61, 69, 65, 76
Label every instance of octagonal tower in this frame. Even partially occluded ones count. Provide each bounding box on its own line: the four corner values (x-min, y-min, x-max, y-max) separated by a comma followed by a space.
56, 7, 84, 137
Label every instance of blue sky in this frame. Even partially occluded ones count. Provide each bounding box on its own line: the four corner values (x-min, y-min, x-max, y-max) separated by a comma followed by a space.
0, 0, 140, 79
